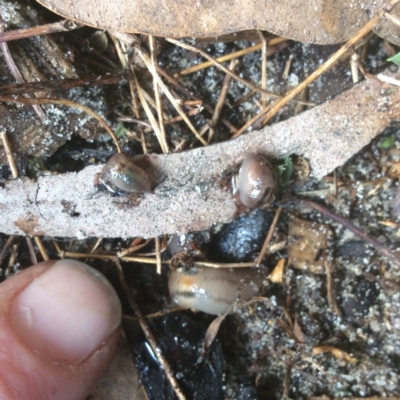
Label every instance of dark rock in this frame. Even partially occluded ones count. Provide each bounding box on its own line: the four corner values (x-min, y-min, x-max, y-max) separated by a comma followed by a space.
211, 209, 274, 262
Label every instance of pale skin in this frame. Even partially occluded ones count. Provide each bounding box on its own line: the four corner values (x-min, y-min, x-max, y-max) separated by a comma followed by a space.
0, 260, 121, 400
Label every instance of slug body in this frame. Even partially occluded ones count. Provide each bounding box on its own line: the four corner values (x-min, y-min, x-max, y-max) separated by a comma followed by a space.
168, 267, 264, 315
100, 153, 151, 194
238, 154, 276, 209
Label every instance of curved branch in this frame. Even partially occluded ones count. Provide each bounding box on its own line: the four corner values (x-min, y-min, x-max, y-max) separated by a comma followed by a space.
1, 72, 400, 238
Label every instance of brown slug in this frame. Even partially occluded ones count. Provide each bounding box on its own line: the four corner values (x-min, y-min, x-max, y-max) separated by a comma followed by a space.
168, 267, 265, 315
99, 153, 151, 195
238, 153, 276, 209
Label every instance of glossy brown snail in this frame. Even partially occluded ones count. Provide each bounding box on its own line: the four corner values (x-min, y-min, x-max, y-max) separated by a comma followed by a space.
99, 153, 151, 195
237, 153, 276, 209
168, 267, 265, 315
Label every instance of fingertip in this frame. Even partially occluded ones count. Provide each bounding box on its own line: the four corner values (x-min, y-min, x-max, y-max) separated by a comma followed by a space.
8, 259, 122, 366
0, 259, 122, 400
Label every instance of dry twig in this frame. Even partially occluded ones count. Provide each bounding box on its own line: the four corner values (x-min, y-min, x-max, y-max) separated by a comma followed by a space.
0, 19, 83, 42
115, 259, 187, 400
156, 64, 239, 134
258, 31, 268, 108
0, 18, 47, 122
34, 236, 49, 261
137, 49, 208, 146
0, 235, 14, 267
0, 72, 128, 96
0, 131, 18, 179
207, 59, 238, 142
231, 10, 392, 138
167, 38, 313, 107
289, 198, 400, 268
25, 237, 38, 265
1, 71, 400, 238
149, 35, 169, 153
175, 37, 286, 76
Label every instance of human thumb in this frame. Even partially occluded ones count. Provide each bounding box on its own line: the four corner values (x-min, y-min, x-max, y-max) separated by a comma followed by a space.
0, 259, 121, 400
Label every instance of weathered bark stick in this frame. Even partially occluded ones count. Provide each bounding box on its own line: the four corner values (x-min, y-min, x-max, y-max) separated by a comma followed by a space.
0, 72, 128, 96
1, 73, 400, 238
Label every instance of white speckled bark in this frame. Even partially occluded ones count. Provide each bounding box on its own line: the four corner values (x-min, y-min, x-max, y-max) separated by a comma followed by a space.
1, 72, 400, 238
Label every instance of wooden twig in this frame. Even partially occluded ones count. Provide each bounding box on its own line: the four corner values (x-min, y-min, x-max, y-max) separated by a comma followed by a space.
350, 53, 360, 83
325, 259, 341, 315
208, 59, 238, 142
0, 19, 84, 43
84, 237, 103, 263
0, 18, 47, 122
167, 38, 313, 107
109, 32, 147, 154
26, 237, 38, 265
377, 73, 400, 87
350, 49, 382, 84
155, 236, 162, 274
231, 10, 389, 138
117, 239, 151, 258
133, 71, 169, 152
164, 108, 202, 125
52, 240, 62, 255
117, 35, 168, 152
260, 13, 385, 125
0, 235, 14, 267
59, 252, 118, 260
193, 261, 258, 268
257, 31, 268, 109
257, 203, 285, 265
175, 37, 286, 77
137, 49, 208, 146
176, 100, 203, 106
281, 365, 292, 400
119, 256, 158, 264
115, 259, 187, 400
6, 242, 19, 276
156, 64, 239, 134
150, 35, 169, 153
289, 198, 400, 269
116, 117, 152, 128
282, 54, 294, 80
383, 10, 400, 27
333, 170, 338, 197
0, 131, 18, 179
0, 72, 128, 96
232, 90, 256, 108
34, 236, 49, 261
1, 71, 399, 238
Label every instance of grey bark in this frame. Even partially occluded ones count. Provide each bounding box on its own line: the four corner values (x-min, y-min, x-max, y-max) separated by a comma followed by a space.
1, 73, 400, 238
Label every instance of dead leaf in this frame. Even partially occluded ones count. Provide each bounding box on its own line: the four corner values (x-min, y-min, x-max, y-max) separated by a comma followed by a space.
388, 162, 400, 178
288, 217, 333, 274
313, 345, 357, 363
293, 156, 311, 181
36, 0, 400, 45
268, 259, 285, 283
201, 308, 230, 360
90, 335, 145, 399
393, 185, 400, 218
293, 318, 306, 344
